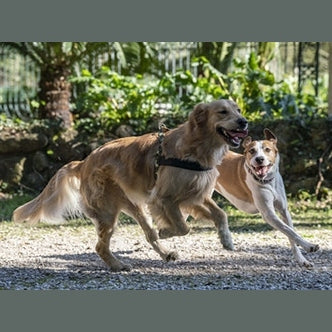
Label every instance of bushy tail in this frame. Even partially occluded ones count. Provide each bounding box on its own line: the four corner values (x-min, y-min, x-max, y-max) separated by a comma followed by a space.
13, 161, 83, 224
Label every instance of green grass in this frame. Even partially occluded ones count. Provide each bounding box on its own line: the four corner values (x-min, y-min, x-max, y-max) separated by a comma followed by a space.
220, 197, 332, 232
0, 193, 34, 222
1, 192, 331, 232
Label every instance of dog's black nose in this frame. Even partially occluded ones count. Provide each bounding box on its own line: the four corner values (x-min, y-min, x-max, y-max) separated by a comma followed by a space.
255, 156, 264, 164
237, 117, 248, 129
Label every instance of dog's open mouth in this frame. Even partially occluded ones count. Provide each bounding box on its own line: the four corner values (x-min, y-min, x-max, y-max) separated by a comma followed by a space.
252, 164, 272, 178
217, 127, 248, 147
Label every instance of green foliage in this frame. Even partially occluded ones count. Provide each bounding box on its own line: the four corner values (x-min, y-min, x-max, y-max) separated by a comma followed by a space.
193, 42, 238, 74
292, 189, 332, 212
0, 192, 33, 221
71, 63, 232, 135
70, 53, 328, 137
0, 113, 50, 131
71, 67, 161, 135
227, 52, 327, 121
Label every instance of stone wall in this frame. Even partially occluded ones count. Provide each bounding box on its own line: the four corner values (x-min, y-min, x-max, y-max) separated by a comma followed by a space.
0, 125, 90, 192
0, 118, 331, 196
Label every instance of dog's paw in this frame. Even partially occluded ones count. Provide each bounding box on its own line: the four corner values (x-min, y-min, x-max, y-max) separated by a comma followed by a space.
223, 243, 234, 251
159, 227, 190, 239
218, 232, 234, 250
165, 251, 179, 262
159, 228, 174, 239
309, 244, 319, 253
110, 262, 132, 272
299, 259, 314, 269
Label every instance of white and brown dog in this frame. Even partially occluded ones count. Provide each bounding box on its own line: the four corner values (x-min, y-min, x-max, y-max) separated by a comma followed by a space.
215, 128, 319, 267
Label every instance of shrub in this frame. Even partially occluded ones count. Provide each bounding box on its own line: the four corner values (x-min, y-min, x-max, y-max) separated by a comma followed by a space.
70, 54, 328, 137
71, 64, 231, 135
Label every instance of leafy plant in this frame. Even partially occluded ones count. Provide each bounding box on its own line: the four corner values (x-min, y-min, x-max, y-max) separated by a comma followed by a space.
72, 67, 162, 135
70, 52, 328, 137
226, 52, 327, 122
71, 62, 232, 135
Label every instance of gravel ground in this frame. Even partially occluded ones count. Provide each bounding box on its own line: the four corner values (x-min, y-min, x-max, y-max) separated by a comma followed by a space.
0, 220, 331, 290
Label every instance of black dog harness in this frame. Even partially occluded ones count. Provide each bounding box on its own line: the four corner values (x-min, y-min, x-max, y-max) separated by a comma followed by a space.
154, 124, 213, 179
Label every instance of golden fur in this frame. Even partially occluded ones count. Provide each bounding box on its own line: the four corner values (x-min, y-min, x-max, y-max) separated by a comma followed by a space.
13, 99, 248, 271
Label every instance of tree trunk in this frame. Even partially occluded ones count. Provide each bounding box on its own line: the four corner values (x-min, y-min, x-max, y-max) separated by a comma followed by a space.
38, 64, 73, 129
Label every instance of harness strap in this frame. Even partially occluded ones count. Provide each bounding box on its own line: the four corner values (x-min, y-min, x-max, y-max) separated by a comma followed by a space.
154, 123, 212, 179
158, 156, 213, 171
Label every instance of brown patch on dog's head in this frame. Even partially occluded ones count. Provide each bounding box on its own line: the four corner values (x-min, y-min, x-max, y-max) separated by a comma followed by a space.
264, 128, 277, 143
242, 136, 252, 149
189, 99, 248, 148
243, 128, 278, 179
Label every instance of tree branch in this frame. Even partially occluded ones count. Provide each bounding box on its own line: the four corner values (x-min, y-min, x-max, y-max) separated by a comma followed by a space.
315, 143, 332, 196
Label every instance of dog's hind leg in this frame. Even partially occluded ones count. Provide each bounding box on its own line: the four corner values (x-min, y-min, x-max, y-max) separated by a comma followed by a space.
86, 208, 132, 272
191, 198, 234, 250
92, 211, 131, 272
81, 177, 132, 272
123, 203, 179, 262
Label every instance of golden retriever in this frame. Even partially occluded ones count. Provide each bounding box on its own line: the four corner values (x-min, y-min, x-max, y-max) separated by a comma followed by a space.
13, 99, 248, 271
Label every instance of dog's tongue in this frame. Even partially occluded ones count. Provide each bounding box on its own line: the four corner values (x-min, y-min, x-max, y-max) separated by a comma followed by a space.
228, 129, 248, 138
256, 166, 269, 177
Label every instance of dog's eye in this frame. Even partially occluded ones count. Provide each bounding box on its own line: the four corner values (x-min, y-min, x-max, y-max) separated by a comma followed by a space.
249, 148, 256, 154
218, 110, 228, 115
264, 147, 271, 153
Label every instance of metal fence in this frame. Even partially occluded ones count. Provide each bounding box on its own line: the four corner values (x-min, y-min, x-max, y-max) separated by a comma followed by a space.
0, 42, 328, 118
0, 47, 40, 118
0, 42, 198, 118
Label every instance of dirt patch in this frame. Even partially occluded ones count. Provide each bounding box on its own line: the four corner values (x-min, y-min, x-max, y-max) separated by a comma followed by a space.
0, 221, 331, 290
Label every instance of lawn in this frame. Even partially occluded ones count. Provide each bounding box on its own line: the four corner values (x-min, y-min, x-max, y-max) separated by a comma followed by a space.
1, 192, 331, 231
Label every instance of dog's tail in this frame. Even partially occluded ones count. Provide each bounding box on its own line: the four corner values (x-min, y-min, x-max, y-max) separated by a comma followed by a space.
13, 161, 83, 225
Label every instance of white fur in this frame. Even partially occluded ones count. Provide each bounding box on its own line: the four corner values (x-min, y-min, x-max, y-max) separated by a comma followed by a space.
40, 175, 82, 224
216, 140, 319, 267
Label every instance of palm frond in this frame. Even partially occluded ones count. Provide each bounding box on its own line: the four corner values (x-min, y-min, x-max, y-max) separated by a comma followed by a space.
0, 42, 44, 65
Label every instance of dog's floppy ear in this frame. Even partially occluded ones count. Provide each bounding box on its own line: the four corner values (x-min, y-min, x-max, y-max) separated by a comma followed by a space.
242, 136, 252, 149
264, 128, 277, 143
189, 103, 209, 129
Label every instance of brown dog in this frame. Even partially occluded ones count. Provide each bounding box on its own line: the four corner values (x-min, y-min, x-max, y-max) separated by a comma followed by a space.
13, 99, 248, 271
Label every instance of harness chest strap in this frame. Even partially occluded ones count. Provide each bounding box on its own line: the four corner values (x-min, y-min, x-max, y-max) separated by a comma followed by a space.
154, 124, 212, 179
158, 156, 213, 171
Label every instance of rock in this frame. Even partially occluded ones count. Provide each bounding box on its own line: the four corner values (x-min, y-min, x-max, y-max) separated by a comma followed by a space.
32, 151, 49, 172
24, 171, 48, 190
0, 131, 48, 154
0, 156, 26, 185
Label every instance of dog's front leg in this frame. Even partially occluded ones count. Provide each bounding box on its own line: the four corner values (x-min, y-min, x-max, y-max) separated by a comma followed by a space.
192, 198, 234, 250
148, 198, 190, 239
254, 191, 319, 254
123, 204, 179, 262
